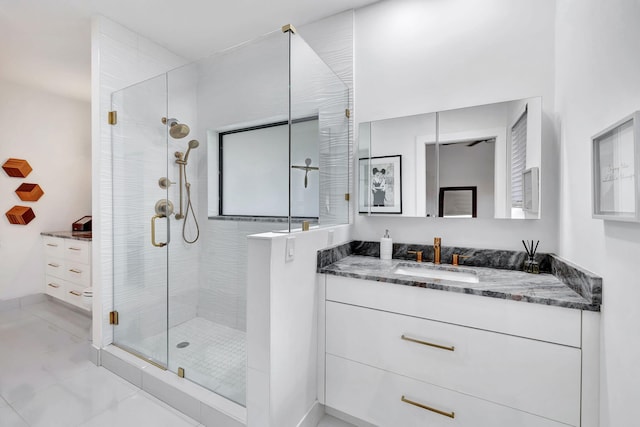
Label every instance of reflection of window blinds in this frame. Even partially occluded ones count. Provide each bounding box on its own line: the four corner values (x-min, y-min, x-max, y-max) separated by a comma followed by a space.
511, 108, 527, 207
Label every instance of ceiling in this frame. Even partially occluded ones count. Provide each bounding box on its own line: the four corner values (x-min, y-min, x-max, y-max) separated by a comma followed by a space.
0, 0, 379, 102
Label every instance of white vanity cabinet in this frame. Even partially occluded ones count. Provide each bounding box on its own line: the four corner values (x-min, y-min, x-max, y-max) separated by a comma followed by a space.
322, 275, 597, 427
43, 235, 91, 311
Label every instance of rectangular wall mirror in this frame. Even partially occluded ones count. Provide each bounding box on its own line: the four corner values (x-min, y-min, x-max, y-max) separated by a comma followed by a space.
358, 96, 542, 219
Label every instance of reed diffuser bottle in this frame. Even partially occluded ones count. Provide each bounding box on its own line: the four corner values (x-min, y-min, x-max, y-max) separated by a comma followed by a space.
522, 240, 540, 274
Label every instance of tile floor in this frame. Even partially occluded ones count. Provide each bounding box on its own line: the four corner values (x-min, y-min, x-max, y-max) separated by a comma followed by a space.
0, 300, 200, 427
0, 299, 352, 427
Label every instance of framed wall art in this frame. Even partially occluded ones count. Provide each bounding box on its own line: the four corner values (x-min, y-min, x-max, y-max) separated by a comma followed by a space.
359, 155, 402, 214
592, 111, 640, 221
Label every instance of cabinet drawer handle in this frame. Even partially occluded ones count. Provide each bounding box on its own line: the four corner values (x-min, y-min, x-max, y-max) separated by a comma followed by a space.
46, 243, 59, 247
47, 263, 60, 268
47, 283, 60, 289
69, 290, 82, 297
69, 269, 82, 274
401, 395, 455, 419
68, 247, 82, 251
401, 334, 455, 352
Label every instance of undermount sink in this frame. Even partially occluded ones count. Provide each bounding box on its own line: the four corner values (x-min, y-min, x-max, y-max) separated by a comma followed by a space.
392, 265, 480, 283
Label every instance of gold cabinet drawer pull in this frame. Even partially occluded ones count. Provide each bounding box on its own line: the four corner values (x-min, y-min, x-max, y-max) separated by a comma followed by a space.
46, 243, 59, 247
401, 395, 455, 419
69, 269, 82, 274
401, 334, 455, 352
47, 283, 60, 289
69, 290, 82, 297
47, 263, 60, 268
68, 247, 82, 251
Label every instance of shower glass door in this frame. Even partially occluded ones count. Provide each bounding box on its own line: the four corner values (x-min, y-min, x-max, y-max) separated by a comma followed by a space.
111, 74, 170, 368
289, 31, 350, 227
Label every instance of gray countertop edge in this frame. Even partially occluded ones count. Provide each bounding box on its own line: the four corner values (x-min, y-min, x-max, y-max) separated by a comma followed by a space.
41, 231, 92, 241
319, 267, 600, 312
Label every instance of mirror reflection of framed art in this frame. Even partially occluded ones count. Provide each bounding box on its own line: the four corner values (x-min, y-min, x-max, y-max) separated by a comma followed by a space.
439, 186, 477, 218
359, 155, 402, 214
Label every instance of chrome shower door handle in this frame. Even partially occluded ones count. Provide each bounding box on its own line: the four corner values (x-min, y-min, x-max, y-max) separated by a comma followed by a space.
151, 214, 170, 247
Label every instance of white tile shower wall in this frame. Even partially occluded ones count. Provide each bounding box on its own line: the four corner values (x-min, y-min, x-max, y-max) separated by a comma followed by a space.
197, 10, 354, 333
167, 62, 200, 329
92, 15, 188, 348
202, 11, 354, 216
198, 220, 280, 331
352, 0, 559, 251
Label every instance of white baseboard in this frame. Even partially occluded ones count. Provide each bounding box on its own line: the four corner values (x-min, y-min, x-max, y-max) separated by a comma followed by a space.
325, 407, 375, 427
89, 344, 101, 366
297, 400, 324, 427
0, 292, 48, 312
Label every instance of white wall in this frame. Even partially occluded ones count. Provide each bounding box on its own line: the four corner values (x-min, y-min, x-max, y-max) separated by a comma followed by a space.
0, 80, 91, 300
353, 0, 558, 251
555, 1, 640, 425
247, 226, 351, 427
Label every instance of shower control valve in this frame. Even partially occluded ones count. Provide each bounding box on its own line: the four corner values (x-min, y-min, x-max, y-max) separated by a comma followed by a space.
158, 177, 175, 189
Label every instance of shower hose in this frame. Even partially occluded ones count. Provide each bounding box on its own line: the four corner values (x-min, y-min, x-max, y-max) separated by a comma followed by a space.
181, 166, 200, 243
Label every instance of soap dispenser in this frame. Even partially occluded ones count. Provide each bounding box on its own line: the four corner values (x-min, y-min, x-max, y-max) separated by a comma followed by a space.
380, 229, 393, 260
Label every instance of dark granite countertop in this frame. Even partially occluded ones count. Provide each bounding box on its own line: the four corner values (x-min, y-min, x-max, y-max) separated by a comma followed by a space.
318, 241, 602, 312
41, 231, 92, 241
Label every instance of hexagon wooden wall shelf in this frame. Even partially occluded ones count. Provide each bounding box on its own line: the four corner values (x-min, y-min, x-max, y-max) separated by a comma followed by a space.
15, 183, 44, 201
6, 205, 36, 225
2, 158, 32, 178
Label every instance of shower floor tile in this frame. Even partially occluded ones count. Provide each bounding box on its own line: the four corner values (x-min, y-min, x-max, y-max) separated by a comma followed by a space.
139, 317, 246, 406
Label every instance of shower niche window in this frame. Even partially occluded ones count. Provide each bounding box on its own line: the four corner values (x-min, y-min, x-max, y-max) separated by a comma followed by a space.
218, 117, 320, 218
110, 25, 350, 411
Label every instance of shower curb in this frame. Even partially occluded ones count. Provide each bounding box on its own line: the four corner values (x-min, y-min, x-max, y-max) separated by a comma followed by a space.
100, 345, 245, 427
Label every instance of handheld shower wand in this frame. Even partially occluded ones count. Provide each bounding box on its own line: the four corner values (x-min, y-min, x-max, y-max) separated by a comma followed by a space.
174, 139, 200, 243
183, 139, 200, 163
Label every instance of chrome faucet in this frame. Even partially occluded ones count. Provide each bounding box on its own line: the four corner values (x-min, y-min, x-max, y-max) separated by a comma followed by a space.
433, 237, 441, 264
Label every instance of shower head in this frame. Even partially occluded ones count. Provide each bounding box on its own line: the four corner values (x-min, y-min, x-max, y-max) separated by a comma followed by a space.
162, 117, 190, 139
183, 139, 200, 163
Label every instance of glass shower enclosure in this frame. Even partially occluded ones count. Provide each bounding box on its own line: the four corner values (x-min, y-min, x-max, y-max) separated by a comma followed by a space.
110, 27, 349, 408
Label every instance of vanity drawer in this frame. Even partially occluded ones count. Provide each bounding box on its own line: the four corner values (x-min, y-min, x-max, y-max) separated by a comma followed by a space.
65, 262, 90, 287
43, 237, 65, 258
44, 275, 66, 299
326, 354, 570, 427
326, 275, 581, 347
45, 257, 65, 279
64, 240, 90, 264
326, 301, 581, 426
64, 284, 89, 311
